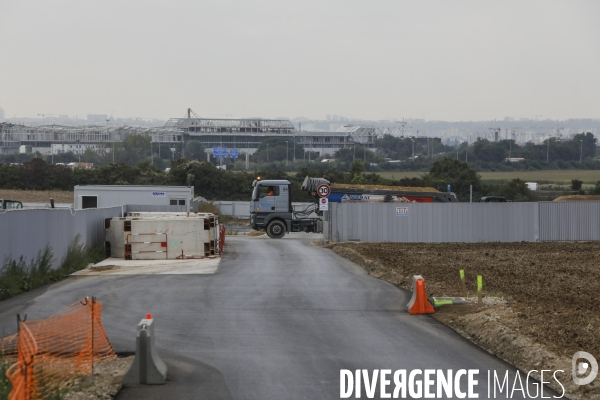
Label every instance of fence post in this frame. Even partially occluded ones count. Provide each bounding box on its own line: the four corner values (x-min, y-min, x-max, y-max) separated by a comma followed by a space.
91, 297, 95, 371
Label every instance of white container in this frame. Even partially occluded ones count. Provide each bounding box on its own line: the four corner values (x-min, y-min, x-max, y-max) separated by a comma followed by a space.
74, 185, 193, 210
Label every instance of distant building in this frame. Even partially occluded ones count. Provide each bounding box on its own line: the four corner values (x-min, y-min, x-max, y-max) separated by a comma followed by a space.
52, 143, 107, 155
0, 108, 5, 120
87, 114, 109, 123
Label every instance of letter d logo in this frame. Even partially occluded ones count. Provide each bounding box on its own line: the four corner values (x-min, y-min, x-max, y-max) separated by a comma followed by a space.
572, 351, 598, 386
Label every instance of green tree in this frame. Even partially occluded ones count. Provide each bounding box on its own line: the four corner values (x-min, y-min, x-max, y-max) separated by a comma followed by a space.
184, 140, 206, 160
484, 178, 535, 202
251, 137, 305, 164
571, 179, 583, 191
168, 158, 254, 200
333, 146, 383, 167
573, 132, 597, 160
81, 146, 110, 166
350, 160, 365, 184
374, 135, 414, 160
424, 158, 483, 201
472, 138, 507, 163
119, 133, 151, 165
154, 143, 174, 161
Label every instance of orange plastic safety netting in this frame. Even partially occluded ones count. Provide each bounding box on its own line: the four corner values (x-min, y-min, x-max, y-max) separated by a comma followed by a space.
0, 297, 116, 400
219, 224, 226, 256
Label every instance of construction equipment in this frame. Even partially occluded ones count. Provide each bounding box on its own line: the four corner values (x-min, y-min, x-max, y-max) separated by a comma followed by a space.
250, 179, 321, 239
250, 176, 457, 239
0, 199, 23, 210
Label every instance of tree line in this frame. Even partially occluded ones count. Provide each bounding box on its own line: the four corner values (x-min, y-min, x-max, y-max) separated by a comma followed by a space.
372, 132, 599, 172
1, 132, 598, 174
3, 156, 598, 202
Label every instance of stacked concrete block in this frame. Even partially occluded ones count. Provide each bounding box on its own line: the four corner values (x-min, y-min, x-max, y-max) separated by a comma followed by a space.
104, 212, 220, 260
104, 218, 126, 258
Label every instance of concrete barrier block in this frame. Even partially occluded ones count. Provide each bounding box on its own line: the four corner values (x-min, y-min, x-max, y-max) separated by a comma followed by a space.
123, 316, 168, 385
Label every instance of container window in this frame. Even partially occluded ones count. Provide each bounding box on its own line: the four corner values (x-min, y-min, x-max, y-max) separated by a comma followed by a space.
81, 196, 97, 209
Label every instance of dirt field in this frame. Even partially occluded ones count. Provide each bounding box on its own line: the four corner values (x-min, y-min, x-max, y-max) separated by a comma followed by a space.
0, 189, 73, 203
329, 242, 600, 399
376, 169, 600, 184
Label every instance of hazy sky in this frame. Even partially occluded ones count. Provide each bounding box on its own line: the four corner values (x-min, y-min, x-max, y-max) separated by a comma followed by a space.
1, 1, 599, 122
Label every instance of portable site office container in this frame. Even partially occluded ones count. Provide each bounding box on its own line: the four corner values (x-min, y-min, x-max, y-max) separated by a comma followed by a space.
74, 185, 194, 211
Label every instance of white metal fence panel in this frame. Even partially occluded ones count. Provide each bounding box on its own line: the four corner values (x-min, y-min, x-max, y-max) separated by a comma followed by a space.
328, 202, 539, 243
0, 206, 123, 269
539, 201, 600, 241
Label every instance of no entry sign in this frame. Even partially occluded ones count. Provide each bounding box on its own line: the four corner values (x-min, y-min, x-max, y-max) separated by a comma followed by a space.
319, 197, 329, 211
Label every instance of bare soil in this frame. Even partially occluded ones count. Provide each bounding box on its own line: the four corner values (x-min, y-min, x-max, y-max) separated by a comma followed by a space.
554, 195, 600, 201
328, 242, 600, 399
63, 356, 134, 399
246, 229, 266, 237
0, 189, 73, 203
331, 183, 439, 192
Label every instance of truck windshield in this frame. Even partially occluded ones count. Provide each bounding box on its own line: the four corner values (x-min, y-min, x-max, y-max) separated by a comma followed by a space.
254, 185, 277, 200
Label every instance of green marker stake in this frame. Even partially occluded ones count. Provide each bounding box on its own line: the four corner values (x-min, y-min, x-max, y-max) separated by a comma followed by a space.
477, 275, 483, 307
460, 269, 467, 298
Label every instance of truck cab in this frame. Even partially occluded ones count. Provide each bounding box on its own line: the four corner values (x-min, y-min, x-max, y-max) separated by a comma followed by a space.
250, 179, 292, 238
250, 179, 323, 238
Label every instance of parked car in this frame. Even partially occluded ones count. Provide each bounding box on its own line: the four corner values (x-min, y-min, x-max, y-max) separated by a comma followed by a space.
479, 196, 507, 203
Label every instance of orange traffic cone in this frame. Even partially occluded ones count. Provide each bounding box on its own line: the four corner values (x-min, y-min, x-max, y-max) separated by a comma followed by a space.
407, 275, 435, 315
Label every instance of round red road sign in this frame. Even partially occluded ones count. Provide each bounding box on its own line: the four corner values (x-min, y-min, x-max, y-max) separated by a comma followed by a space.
317, 184, 331, 198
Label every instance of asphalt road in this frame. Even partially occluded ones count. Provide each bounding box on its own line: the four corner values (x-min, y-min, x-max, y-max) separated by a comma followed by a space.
0, 234, 555, 399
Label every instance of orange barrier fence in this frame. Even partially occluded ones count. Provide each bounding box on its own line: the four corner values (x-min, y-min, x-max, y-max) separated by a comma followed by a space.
0, 297, 116, 400
219, 225, 226, 256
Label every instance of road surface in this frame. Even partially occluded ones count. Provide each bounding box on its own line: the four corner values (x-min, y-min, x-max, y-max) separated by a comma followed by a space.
0, 234, 554, 399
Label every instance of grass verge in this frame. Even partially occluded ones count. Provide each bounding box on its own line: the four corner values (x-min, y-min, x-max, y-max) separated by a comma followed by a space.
0, 358, 11, 399
0, 236, 104, 302
0, 237, 104, 398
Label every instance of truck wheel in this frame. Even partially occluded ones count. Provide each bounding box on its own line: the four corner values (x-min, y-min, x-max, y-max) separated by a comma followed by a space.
266, 220, 286, 239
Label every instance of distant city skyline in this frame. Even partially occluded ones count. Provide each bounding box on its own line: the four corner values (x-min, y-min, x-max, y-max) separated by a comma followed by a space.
2, 110, 597, 147
1, 107, 599, 125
